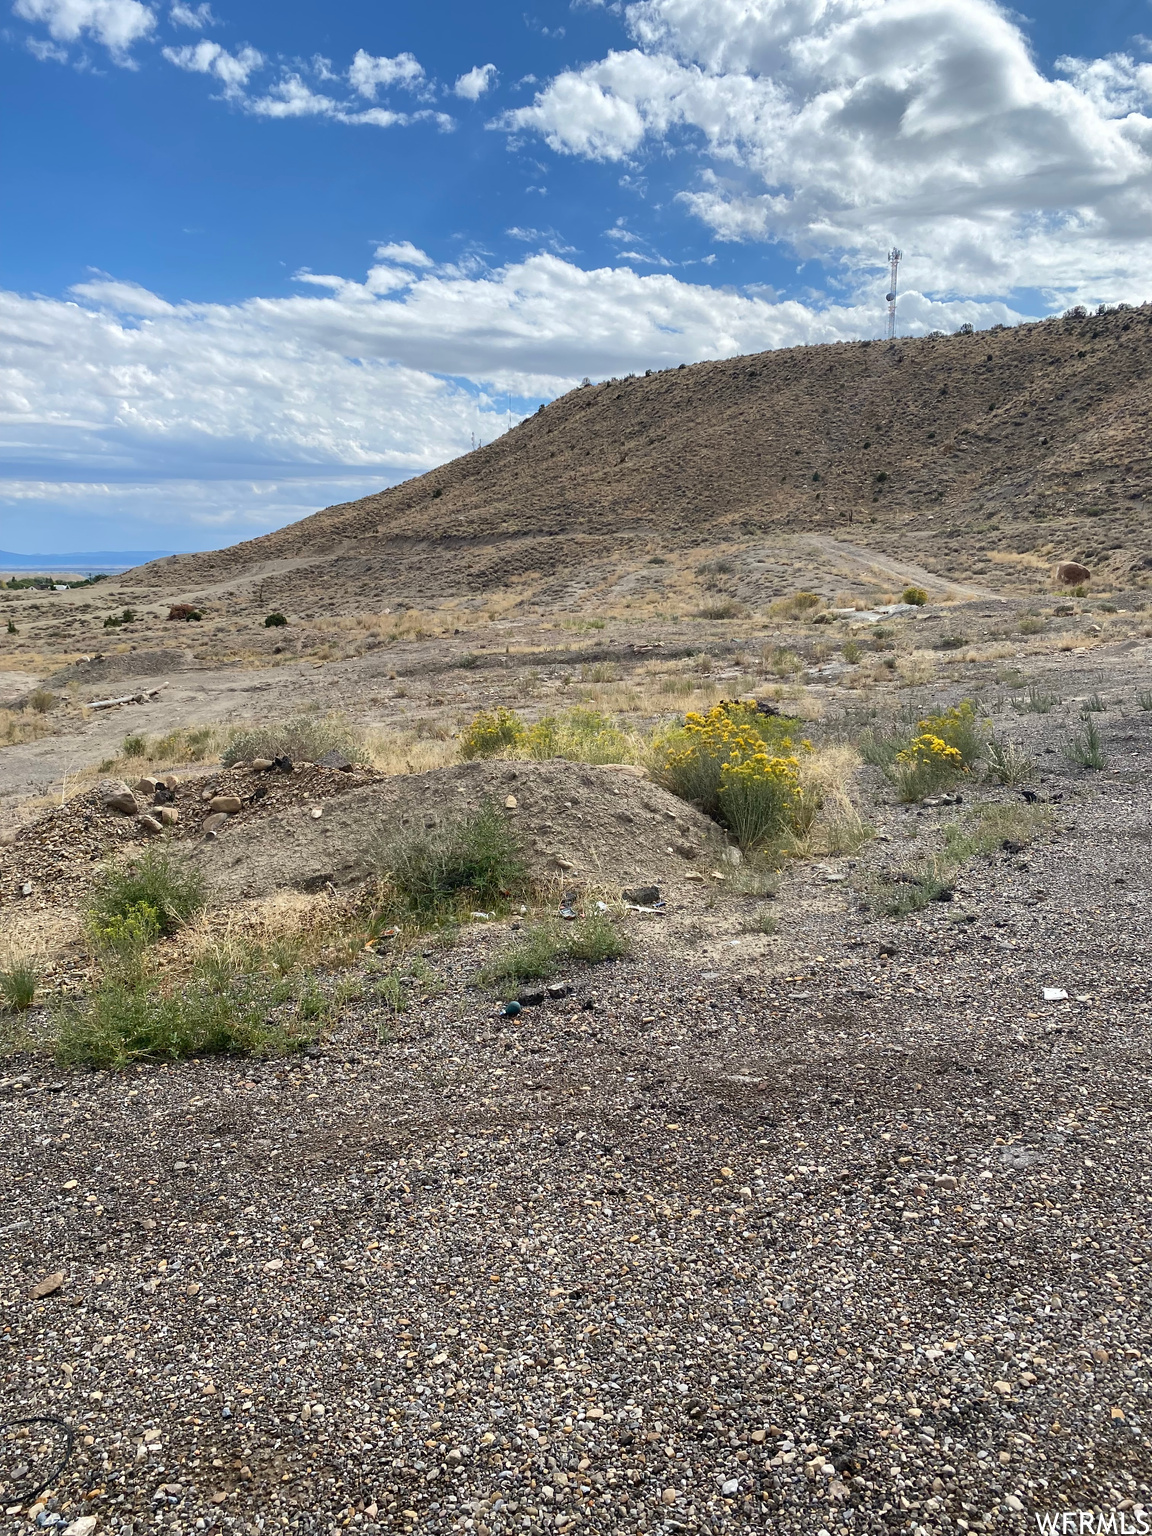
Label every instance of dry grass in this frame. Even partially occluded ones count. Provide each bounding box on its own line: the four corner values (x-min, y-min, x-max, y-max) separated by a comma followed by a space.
365, 727, 458, 775
0, 706, 57, 748
896, 650, 938, 685
795, 745, 873, 854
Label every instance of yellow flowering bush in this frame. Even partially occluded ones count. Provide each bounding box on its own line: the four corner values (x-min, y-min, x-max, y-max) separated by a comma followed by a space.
459, 706, 641, 765
917, 700, 985, 765
459, 707, 526, 759
652, 702, 806, 847
891, 732, 964, 802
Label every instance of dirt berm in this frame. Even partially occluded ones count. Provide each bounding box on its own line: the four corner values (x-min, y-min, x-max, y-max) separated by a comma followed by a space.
190, 758, 725, 902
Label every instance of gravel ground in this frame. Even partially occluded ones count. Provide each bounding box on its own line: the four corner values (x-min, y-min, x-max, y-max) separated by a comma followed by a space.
2, 732, 1151, 1535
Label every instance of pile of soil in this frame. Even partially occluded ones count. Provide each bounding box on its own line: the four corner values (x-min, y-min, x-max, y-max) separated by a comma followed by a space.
1, 758, 725, 912
0, 761, 380, 911
190, 758, 725, 903
45, 648, 194, 689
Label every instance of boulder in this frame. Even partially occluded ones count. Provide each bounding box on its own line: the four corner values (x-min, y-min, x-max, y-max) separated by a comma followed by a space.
137, 814, 163, 835
98, 779, 138, 816
318, 749, 354, 771
134, 776, 158, 795
208, 795, 243, 815
1056, 561, 1091, 585
249, 758, 274, 771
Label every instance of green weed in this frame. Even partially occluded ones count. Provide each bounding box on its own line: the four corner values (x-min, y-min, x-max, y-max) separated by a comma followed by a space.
0, 962, 38, 1013
379, 802, 527, 917
1064, 717, 1108, 770
222, 712, 366, 768
87, 847, 206, 943
478, 912, 629, 988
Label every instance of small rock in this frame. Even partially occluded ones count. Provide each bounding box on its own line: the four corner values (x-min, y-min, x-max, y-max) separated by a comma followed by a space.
62, 1518, 99, 1536
249, 758, 274, 771
158, 806, 179, 826
517, 990, 547, 1007
133, 776, 158, 795
203, 812, 230, 835
31, 1270, 65, 1299
318, 749, 354, 771
162, 774, 178, 791
310, 806, 323, 819
137, 815, 163, 835
546, 983, 573, 999
20, 881, 33, 897
623, 884, 660, 906
208, 795, 243, 815
721, 846, 743, 865
504, 794, 518, 809
1043, 987, 1069, 1001
662, 1489, 678, 1505
98, 778, 138, 816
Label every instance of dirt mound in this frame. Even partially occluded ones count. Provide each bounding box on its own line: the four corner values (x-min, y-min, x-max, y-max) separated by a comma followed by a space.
46, 648, 195, 688
190, 759, 724, 904
125, 304, 1152, 608
1, 761, 381, 911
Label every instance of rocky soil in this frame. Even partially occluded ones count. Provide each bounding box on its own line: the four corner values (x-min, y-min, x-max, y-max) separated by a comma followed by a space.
1, 596, 1151, 1535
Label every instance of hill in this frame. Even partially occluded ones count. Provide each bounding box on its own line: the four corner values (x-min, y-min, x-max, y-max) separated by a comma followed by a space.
131, 304, 1152, 613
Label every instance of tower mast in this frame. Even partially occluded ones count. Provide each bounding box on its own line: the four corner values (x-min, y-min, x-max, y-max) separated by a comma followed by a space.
886, 248, 902, 340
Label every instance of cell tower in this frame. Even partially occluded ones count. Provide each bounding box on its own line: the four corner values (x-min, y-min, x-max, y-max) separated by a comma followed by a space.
885, 248, 902, 340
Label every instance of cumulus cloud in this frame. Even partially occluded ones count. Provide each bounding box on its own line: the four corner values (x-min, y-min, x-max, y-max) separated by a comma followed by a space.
1, 252, 1026, 540
168, 0, 214, 27
454, 62, 497, 100
162, 38, 262, 89
348, 48, 425, 97
501, 0, 1152, 301
13, 0, 156, 61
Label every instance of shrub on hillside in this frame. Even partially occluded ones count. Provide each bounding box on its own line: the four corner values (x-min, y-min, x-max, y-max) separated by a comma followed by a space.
901, 586, 928, 606
376, 802, 527, 917
221, 713, 367, 767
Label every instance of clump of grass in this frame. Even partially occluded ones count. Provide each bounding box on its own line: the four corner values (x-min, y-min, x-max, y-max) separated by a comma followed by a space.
1064, 717, 1108, 770
1, 961, 38, 1013
222, 712, 366, 768
478, 912, 629, 987
54, 968, 325, 1070
1082, 693, 1107, 712
696, 600, 748, 620
87, 846, 207, 944
1012, 685, 1059, 714
880, 861, 955, 916
122, 733, 147, 758
742, 905, 778, 936
983, 735, 1036, 786
28, 688, 56, 714
1137, 690, 1152, 711
842, 639, 863, 664
1018, 615, 1047, 635
378, 802, 527, 918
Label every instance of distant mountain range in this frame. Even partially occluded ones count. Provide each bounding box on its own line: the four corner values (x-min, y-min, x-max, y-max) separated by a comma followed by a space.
0, 549, 175, 573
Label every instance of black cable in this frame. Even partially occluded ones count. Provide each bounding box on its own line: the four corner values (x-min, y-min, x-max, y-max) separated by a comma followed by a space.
0, 1415, 75, 1501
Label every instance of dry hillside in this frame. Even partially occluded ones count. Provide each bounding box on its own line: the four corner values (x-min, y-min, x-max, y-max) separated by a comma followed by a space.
129, 303, 1152, 613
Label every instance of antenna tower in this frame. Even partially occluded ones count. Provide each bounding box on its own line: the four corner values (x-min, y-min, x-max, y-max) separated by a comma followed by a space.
885, 248, 902, 340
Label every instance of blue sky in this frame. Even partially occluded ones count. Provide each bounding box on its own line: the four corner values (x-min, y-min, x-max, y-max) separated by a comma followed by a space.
3, 0, 1152, 553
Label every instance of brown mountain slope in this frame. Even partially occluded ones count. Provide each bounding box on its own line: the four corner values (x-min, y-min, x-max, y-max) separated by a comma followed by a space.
134, 304, 1152, 611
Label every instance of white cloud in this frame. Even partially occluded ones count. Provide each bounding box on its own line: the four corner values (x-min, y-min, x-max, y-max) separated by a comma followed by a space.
454, 62, 497, 100
1, 252, 1028, 539
348, 48, 425, 98
13, 0, 156, 61
245, 73, 338, 119
501, 0, 1152, 301
168, 0, 214, 27
162, 38, 262, 89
